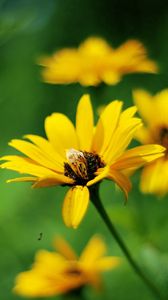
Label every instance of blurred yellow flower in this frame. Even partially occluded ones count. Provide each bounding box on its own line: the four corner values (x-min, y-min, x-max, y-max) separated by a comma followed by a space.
133, 89, 168, 195
14, 236, 120, 297
39, 37, 158, 86
0, 95, 165, 227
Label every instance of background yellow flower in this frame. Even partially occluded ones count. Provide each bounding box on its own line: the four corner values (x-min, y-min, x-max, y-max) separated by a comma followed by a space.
14, 235, 120, 297
39, 37, 158, 86
133, 89, 168, 195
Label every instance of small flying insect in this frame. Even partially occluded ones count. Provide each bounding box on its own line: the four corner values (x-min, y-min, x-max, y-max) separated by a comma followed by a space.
38, 232, 43, 241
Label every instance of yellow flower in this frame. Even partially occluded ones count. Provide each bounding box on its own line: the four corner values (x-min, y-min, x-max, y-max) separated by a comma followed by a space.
39, 37, 158, 86
14, 235, 120, 297
133, 89, 168, 195
0, 95, 165, 227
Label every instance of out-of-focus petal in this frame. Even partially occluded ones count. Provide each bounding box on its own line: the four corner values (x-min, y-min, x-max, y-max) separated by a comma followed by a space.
140, 158, 168, 196
96, 257, 121, 271
53, 237, 77, 260
80, 236, 106, 264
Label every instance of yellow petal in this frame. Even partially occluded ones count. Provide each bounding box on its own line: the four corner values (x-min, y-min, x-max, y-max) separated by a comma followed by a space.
33, 250, 85, 293
92, 100, 123, 154
154, 89, 168, 125
119, 106, 137, 122
101, 71, 121, 85
62, 186, 89, 228
7, 176, 37, 183
96, 257, 121, 271
0, 156, 69, 189
134, 126, 151, 144
9, 139, 63, 173
102, 106, 139, 163
140, 158, 168, 196
14, 271, 56, 297
32, 175, 74, 188
116, 40, 146, 60
134, 89, 168, 129
112, 144, 165, 170
0, 155, 59, 178
103, 117, 142, 164
41, 49, 80, 85
14, 269, 84, 297
108, 169, 132, 200
133, 89, 154, 125
45, 113, 78, 158
79, 73, 100, 86
25, 135, 64, 169
14, 251, 68, 297
79, 37, 111, 56
114, 40, 158, 73
87, 166, 109, 187
76, 94, 94, 151
80, 236, 106, 264
34, 250, 67, 273
53, 237, 77, 260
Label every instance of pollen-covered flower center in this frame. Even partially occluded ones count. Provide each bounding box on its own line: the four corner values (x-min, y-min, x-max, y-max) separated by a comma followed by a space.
64, 149, 104, 185
159, 127, 168, 150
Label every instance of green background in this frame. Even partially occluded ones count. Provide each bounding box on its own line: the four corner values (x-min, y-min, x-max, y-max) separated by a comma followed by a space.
0, 0, 168, 299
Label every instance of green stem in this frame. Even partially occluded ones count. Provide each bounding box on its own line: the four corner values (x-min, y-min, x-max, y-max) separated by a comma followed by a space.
90, 186, 163, 300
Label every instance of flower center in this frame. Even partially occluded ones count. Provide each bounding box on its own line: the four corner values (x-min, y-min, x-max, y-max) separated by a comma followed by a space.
65, 267, 82, 276
64, 148, 104, 185
159, 127, 168, 150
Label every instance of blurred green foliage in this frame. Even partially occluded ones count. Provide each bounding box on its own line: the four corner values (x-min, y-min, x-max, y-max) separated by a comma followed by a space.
0, 0, 168, 299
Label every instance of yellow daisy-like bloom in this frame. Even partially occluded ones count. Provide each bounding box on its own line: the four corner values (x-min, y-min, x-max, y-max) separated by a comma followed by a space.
133, 89, 168, 195
39, 37, 158, 86
14, 236, 120, 297
0, 95, 165, 227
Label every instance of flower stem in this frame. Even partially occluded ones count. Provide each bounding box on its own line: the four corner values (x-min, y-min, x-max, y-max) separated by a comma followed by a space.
90, 186, 163, 300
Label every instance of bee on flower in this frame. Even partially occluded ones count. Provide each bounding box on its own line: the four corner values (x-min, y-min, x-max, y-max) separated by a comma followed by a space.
39, 37, 158, 86
133, 89, 168, 195
14, 236, 121, 297
0, 95, 165, 228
